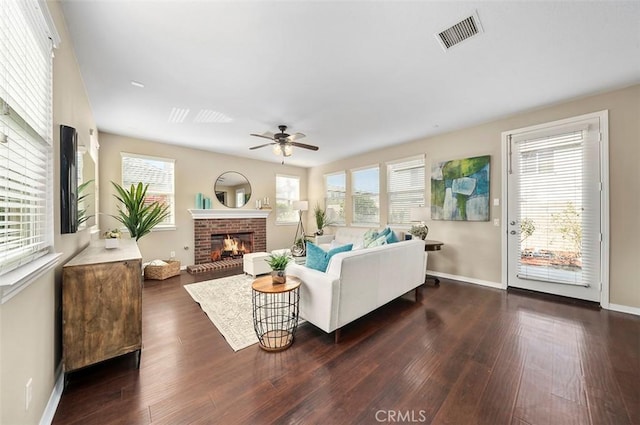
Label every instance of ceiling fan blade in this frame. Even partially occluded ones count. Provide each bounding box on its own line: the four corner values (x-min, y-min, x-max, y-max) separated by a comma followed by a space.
250, 132, 275, 141
291, 141, 319, 151
249, 142, 275, 150
289, 132, 306, 141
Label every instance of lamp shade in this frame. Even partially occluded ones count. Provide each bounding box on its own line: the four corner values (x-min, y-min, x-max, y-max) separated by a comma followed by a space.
292, 200, 309, 211
409, 206, 430, 222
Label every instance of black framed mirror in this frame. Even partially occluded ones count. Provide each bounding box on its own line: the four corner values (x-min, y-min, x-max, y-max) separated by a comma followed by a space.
214, 172, 251, 208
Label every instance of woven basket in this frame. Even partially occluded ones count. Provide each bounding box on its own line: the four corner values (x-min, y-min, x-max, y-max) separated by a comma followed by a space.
144, 260, 181, 280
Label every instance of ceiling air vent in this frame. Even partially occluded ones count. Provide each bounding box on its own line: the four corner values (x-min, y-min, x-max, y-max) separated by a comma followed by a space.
435, 11, 483, 51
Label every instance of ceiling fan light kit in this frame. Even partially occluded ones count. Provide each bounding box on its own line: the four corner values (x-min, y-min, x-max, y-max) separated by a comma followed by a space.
250, 125, 319, 163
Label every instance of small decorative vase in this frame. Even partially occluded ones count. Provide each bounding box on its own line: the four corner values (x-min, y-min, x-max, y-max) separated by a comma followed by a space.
315, 229, 324, 236
105, 238, 119, 249
271, 270, 286, 284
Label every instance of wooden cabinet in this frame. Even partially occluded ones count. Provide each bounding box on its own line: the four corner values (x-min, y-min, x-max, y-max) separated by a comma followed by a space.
62, 239, 142, 373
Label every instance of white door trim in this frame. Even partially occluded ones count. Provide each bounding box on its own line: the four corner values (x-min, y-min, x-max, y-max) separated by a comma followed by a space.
500, 110, 610, 307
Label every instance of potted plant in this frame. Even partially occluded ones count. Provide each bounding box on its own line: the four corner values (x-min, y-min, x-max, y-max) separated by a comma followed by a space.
111, 182, 170, 241
313, 203, 334, 236
408, 224, 429, 240
265, 252, 291, 284
103, 228, 121, 249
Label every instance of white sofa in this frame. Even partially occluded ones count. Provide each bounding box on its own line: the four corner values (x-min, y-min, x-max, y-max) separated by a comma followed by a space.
285, 228, 427, 342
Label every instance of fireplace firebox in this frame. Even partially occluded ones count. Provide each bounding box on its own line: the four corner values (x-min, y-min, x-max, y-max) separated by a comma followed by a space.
211, 232, 253, 262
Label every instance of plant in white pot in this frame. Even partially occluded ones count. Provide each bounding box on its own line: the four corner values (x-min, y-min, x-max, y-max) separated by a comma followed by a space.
265, 252, 291, 284
111, 182, 170, 241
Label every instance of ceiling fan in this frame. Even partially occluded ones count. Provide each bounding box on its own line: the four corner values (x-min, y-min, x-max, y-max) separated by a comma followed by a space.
249, 125, 319, 163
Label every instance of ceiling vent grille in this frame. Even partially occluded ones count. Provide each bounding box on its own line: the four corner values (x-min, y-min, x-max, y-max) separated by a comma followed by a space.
436, 11, 483, 51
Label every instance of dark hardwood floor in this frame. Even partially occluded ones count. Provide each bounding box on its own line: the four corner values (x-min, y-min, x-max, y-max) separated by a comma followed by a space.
53, 270, 640, 425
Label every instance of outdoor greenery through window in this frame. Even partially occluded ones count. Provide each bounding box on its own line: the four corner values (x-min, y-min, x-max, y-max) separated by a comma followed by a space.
276, 175, 300, 224
0, 0, 56, 277
387, 156, 425, 225
351, 166, 379, 226
121, 153, 175, 227
324, 172, 346, 225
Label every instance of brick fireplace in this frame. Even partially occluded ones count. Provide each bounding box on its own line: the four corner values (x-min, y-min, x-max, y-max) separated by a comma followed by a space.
189, 209, 270, 273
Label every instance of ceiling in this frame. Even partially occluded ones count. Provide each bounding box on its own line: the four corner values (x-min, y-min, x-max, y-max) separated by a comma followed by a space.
60, 1, 640, 168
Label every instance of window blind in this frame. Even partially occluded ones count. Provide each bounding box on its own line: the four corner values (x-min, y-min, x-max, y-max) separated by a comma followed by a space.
387, 157, 425, 225
515, 124, 600, 287
0, 0, 55, 277
276, 175, 300, 224
352, 166, 379, 226
121, 153, 175, 226
325, 172, 346, 225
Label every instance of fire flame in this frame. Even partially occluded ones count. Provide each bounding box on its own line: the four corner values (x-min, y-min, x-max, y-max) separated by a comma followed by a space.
211, 234, 251, 261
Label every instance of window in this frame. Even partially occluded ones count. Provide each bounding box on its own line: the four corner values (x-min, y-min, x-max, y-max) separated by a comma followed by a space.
351, 166, 379, 226
0, 0, 58, 277
121, 153, 175, 227
324, 172, 346, 225
387, 156, 425, 225
276, 175, 300, 224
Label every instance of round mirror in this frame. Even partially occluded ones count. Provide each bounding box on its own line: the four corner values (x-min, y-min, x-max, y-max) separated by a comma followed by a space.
214, 171, 251, 208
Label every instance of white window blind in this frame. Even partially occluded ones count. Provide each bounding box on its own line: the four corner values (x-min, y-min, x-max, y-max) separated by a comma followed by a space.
387, 156, 425, 225
121, 153, 175, 226
325, 172, 346, 225
276, 175, 300, 224
0, 0, 56, 277
352, 166, 379, 226
515, 122, 600, 287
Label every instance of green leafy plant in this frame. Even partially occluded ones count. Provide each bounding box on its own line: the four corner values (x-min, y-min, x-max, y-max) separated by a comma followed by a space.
265, 252, 291, 271
77, 179, 94, 227
313, 203, 334, 235
409, 224, 429, 240
111, 182, 170, 241
520, 217, 535, 243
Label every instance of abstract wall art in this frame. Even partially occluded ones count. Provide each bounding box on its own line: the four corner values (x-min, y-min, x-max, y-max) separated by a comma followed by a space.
431, 155, 490, 221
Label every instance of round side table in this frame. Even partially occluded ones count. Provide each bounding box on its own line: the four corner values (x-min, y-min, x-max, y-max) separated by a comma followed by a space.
251, 275, 301, 352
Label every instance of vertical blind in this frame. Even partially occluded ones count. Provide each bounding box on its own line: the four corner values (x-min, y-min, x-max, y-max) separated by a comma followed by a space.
352, 166, 379, 226
387, 156, 425, 225
121, 153, 175, 226
0, 0, 55, 276
514, 122, 600, 287
324, 172, 346, 225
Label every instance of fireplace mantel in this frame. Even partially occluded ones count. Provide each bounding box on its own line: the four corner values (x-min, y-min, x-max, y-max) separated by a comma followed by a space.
188, 209, 271, 220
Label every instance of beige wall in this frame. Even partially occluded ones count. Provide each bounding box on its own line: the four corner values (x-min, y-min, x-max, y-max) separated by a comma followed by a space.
98, 132, 308, 264
0, 1, 98, 424
308, 84, 640, 309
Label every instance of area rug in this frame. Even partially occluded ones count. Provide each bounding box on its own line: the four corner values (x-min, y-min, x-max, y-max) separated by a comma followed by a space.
184, 274, 258, 352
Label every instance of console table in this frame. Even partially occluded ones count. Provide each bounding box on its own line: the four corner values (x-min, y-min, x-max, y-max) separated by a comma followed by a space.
62, 239, 142, 374
424, 240, 444, 285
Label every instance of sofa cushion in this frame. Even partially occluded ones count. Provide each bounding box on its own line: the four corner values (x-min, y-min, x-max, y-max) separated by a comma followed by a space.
367, 234, 387, 247
363, 229, 379, 247
306, 242, 353, 272
385, 229, 398, 244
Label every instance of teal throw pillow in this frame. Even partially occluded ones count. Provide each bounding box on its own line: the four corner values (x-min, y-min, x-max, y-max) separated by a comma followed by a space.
378, 227, 391, 237
385, 229, 398, 244
306, 242, 353, 272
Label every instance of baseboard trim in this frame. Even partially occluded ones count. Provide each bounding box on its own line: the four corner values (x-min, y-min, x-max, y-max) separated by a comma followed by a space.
607, 303, 640, 317
427, 270, 503, 290
39, 364, 63, 425
429, 271, 640, 316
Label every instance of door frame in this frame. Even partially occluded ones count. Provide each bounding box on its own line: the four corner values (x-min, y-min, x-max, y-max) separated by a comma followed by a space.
500, 110, 610, 308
